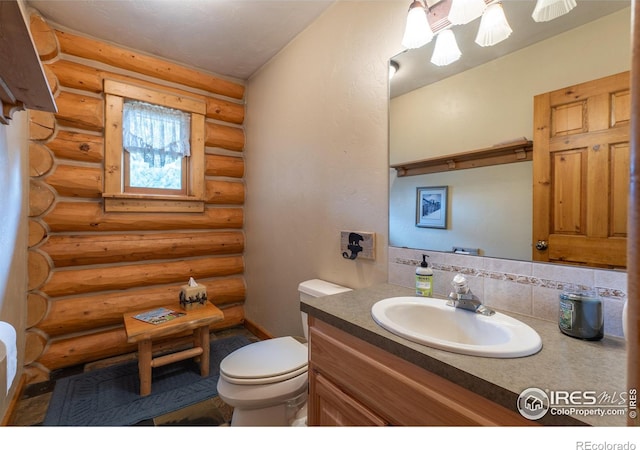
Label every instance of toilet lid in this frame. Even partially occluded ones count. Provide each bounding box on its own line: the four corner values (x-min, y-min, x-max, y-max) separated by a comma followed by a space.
220, 336, 308, 384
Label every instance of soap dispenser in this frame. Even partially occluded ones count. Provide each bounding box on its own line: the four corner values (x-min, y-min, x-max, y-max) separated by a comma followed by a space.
415, 254, 433, 297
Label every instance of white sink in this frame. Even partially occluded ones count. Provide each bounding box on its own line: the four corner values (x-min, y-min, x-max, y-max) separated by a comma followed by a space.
371, 296, 542, 358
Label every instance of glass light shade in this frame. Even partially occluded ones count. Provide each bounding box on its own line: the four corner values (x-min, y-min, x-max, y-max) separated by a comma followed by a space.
389, 61, 399, 80
474, 2, 512, 47
448, 0, 487, 25
401, 0, 434, 49
531, 0, 577, 22
431, 29, 461, 66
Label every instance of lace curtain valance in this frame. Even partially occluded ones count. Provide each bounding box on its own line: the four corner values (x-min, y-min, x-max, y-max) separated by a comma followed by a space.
122, 100, 191, 167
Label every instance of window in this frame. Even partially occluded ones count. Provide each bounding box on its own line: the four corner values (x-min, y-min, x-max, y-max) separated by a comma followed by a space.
103, 79, 206, 213
123, 100, 190, 195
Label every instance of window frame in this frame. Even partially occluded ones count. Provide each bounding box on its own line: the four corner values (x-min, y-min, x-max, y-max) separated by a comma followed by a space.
103, 79, 206, 213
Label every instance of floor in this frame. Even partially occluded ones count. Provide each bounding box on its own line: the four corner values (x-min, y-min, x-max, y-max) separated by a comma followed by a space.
8, 326, 259, 426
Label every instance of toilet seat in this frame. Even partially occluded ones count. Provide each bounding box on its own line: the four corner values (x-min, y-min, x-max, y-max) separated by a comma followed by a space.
217, 371, 308, 409
220, 336, 308, 385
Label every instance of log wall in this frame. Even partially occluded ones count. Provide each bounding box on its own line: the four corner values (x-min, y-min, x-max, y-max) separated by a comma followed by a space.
25, 12, 247, 383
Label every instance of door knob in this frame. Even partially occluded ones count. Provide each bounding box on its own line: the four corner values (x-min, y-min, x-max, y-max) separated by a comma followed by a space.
535, 240, 548, 251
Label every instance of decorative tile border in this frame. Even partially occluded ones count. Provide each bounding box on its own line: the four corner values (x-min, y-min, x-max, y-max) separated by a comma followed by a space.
392, 256, 626, 301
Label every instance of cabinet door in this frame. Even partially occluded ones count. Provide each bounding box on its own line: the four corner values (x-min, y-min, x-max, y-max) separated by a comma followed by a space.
308, 370, 388, 426
533, 71, 629, 268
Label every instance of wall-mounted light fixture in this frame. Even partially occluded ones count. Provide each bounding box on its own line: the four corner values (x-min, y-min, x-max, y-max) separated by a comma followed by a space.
401, 0, 579, 66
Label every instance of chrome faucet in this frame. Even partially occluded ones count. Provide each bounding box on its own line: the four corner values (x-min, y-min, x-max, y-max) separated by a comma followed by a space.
447, 292, 495, 316
446, 274, 495, 316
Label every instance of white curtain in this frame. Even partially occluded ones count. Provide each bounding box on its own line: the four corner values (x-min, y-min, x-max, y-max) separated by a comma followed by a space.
122, 100, 190, 167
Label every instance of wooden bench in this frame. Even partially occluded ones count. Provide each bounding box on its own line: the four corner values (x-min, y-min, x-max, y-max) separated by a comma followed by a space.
123, 302, 224, 396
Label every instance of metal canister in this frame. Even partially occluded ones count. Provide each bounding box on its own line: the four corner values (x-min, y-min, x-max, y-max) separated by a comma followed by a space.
558, 286, 603, 340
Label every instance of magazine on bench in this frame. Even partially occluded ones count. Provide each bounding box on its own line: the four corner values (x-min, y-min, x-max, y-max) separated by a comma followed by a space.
133, 307, 185, 325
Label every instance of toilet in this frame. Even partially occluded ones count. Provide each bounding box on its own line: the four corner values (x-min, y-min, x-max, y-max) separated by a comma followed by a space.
216, 279, 351, 426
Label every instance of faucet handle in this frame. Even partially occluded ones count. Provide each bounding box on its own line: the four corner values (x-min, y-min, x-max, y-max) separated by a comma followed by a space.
451, 273, 470, 294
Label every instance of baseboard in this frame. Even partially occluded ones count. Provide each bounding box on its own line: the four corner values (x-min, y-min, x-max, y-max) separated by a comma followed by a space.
243, 318, 273, 341
1, 373, 26, 426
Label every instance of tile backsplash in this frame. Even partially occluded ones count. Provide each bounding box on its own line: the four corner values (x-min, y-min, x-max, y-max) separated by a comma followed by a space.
388, 246, 627, 338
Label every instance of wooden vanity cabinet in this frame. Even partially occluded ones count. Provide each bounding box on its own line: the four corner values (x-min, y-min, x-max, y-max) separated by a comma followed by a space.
307, 317, 533, 426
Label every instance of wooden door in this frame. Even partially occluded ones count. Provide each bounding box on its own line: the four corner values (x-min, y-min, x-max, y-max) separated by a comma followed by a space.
533, 71, 630, 268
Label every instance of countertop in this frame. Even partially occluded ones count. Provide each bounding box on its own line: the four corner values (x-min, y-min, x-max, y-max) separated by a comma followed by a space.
300, 283, 628, 426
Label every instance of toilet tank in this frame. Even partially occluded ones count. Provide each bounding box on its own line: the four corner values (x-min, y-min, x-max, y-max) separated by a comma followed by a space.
298, 279, 351, 341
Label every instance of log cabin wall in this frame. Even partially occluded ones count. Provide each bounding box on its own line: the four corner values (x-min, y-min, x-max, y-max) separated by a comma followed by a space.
24, 12, 246, 383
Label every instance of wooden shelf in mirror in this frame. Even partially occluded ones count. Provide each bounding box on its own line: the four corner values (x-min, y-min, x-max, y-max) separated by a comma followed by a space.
391, 138, 533, 177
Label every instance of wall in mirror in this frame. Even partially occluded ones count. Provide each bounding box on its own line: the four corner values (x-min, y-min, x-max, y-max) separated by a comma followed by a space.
390, 162, 532, 260
389, 7, 630, 264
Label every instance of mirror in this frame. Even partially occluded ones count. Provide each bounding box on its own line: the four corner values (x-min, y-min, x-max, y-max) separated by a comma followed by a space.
389, 1, 630, 264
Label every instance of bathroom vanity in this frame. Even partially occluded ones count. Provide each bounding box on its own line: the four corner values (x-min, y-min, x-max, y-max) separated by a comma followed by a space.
308, 317, 531, 425
301, 284, 627, 426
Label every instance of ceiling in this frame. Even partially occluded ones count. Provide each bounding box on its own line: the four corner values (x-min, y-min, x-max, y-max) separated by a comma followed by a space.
25, 0, 335, 82
24, 0, 631, 92
391, 0, 631, 97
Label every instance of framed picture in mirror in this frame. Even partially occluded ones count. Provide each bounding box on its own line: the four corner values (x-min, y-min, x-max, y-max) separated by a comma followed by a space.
416, 186, 448, 229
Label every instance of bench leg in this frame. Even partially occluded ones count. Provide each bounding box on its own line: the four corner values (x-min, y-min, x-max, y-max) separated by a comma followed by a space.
138, 339, 152, 396
198, 326, 210, 377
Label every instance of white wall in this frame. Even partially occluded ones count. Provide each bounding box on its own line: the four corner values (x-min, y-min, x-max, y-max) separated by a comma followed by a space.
390, 162, 533, 260
0, 111, 28, 420
244, 1, 406, 337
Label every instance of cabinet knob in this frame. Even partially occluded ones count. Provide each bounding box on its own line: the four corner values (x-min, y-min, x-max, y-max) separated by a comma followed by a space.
535, 240, 548, 251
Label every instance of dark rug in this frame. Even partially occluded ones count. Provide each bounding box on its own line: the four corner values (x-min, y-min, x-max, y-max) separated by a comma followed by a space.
43, 335, 250, 426
152, 397, 233, 426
